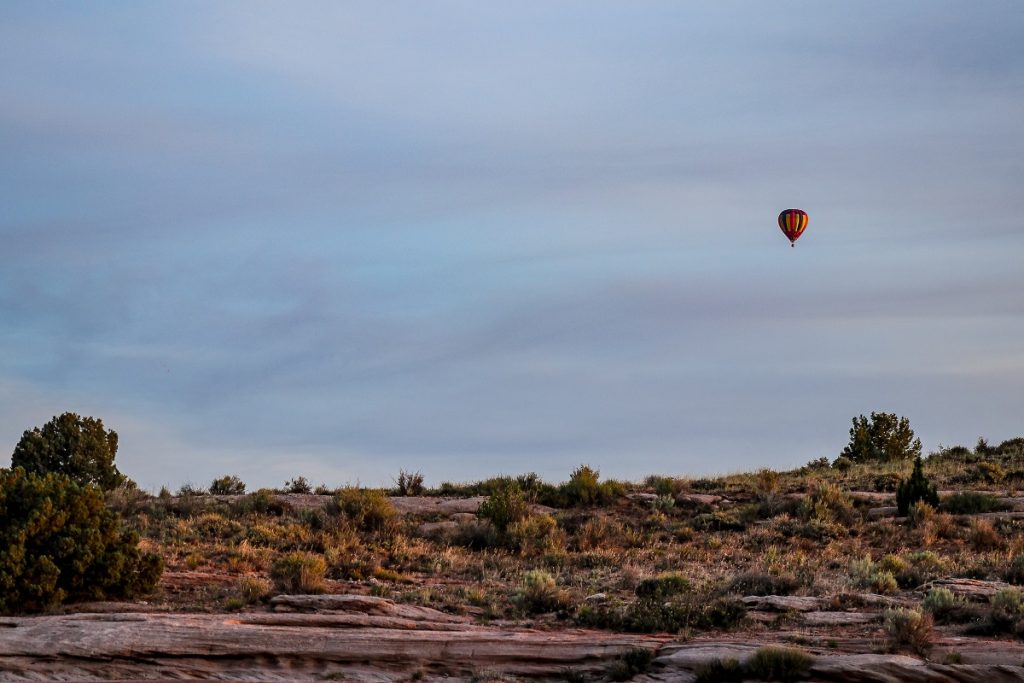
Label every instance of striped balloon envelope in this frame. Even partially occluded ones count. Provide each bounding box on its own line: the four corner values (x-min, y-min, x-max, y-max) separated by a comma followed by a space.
778, 209, 808, 247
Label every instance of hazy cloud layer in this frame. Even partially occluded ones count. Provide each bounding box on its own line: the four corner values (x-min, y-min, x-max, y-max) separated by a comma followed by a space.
2, 2, 1022, 488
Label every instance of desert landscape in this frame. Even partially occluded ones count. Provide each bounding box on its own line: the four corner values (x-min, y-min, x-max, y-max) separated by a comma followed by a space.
4, 3, 1023, 682
6, 415, 1024, 681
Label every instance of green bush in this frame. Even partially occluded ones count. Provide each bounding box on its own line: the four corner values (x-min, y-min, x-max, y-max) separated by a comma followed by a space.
0, 468, 162, 613
331, 488, 397, 533
884, 608, 934, 655
725, 571, 799, 596
11, 413, 127, 490
577, 594, 745, 634
896, 457, 938, 515
838, 412, 922, 464
940, 491, 1008, 514
745, 646, 814, 682
395, 469, 425, 496
554, 465, 623, 508
271, 551, 327, 593
507, 514, 565, 556
608, 648, 654, 681
694, 658, 743, 683
922, 588, 956, 615
635, 573, 690, 600
283, 476, 312, 494
798, 482, 857, 527
1005, 554, 1024, 585
518, 569, 569, 614
210, 475, 246, 495
477, 480, 528, 533
236, 488, 287, 516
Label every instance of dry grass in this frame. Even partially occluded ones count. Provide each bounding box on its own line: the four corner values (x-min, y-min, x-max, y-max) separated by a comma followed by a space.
119, 448, 1024, 641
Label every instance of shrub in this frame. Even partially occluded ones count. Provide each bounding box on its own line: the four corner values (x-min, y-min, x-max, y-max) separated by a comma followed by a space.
754, 469, 783, 514
693, 511, 747, 532
271, 552, 327, 593
973, 461, 1006, 484
238, 488, 287, 516
968, 518, 1002, 551
848, 555, 896, 593
477, 480, 528, 533
0, 468, 162, 613
839, 411, 922, 464
395, 470, 425, 496
519, 569, 569, 614
635, 573, 690, 600
210, 475, 246, 495
745, 646, 813, 682
694, 658, 743, 683
871, 570, 899, 594
697, 598, 748, 630
896, 456, 938, 515
283, 476, 312, 494
608, 648, 654, 681
1005, 554, 1024, 585
941, 492, 1008, 514
11, 413, 127, 490
238, 575, 274, 603
991, 587, 1024, 617
578, 593, 745, 634
899, 551, 947, 587
922, 587, 956, 615
652, 494, 676, 513
884, 608, 934, 655
907, 500, 935, 527
508, 514, 565, 556
725, 571, 799, 596
798, 482, 857, 527
555, 465, 623, 508
574, 515, 628, 551
331, 488, 398, 533
832, 455, 853, 471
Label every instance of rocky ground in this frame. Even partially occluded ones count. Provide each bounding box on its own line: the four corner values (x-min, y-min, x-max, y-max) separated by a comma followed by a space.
8, 458, 1024, 682
3, 592, 1024, 681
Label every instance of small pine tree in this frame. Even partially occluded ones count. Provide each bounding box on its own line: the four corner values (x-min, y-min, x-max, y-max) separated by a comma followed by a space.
839, 412, 922, 464
896, 456, 939, 516
11, 413, 127, 490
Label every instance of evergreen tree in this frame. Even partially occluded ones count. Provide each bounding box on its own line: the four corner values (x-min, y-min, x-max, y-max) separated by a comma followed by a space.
0, 468, 161, 613
11, 413, 127, 490
840, 412, 922, 464
896, 456, 939, 516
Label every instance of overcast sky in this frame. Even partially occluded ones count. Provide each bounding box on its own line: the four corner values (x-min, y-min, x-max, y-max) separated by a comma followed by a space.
2, 2, 1022, 490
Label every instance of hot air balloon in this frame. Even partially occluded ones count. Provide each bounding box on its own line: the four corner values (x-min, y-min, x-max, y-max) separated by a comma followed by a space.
778, 209, 808, 247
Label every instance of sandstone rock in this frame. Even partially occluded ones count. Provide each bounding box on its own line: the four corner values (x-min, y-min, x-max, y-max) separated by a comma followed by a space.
676, 493, 723, 507
740, 595, 822, 612
848, 491, 895, 504
810, 654, 1024, 683
802, 611, 879, 626
270, 593, 465, 622
390, 495, 488, 515
0, 611, 671, 680
923, 578, 1013, 602
656, 644, 1024, 683
868, 506, 899, 519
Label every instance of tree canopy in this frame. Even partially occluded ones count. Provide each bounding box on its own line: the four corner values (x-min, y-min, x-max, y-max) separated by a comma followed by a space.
11, 412, 127, 490
0, 467, 161, 614
838, 412, 922, 464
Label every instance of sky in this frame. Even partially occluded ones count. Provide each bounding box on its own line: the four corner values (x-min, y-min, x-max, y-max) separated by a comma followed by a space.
2, 3, 1023, 491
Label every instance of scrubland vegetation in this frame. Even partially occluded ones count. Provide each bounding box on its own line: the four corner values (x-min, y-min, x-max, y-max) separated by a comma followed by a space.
8, 411, 1024, 666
